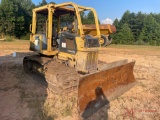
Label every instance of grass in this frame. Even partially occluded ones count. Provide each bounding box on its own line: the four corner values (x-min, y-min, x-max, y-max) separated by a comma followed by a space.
107, 44, 160, 50
102, 44, 160, 57
0, 40, 29, 51
5, 36, 13, 41
61, 104, 73, 116
1, 40, 160, 54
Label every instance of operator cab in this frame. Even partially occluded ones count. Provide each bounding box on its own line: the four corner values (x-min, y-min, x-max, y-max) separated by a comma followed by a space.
33, 6, 78, 53
30, 4, 100, 55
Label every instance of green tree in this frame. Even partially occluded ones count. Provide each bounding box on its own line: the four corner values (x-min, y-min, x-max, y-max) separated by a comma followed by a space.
80, 11, 98, 24
113, 18, 119, 30
138, 15, 160, 45
49, 1, 56, 4
119, 10, 130, 27
0, 0, 35, 38
87, 11, 95, 24
154, 13, 160, 23
114, 23, 134, 44
0, 0, 16, 35
132, 12, 146, 41
38, 0, 47, 6
80, 11, 87, 24
113, 10, 160, 45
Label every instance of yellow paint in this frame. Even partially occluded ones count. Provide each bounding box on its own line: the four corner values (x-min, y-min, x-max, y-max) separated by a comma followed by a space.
30, 2, 101, 56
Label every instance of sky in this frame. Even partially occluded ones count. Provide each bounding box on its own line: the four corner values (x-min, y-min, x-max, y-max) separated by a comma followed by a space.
32, 0, 160, 24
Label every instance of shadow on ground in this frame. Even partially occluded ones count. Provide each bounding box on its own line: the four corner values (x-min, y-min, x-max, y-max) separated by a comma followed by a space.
0, 52, 54, 120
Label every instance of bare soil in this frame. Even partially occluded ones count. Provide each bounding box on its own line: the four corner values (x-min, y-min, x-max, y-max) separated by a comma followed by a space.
0, 40, 159, 120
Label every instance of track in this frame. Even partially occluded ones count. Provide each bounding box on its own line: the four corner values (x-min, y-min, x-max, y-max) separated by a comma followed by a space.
23, 55, 80, 94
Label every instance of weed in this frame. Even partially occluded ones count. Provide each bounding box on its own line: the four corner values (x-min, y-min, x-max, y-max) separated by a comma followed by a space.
5, 36, 13, 42
20, 33, 30, 40
61, 104, 72, 116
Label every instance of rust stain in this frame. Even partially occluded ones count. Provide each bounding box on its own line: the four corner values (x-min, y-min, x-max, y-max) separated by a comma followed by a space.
78, 62, 135, 117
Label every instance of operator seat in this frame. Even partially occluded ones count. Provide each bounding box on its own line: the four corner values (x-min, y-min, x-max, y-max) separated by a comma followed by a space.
62, 24, 78, 40
52, 26, 58, 48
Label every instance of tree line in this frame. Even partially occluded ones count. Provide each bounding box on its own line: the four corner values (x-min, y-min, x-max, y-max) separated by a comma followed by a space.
0, 0, 96, 39
112, 10, 160, 45
0, 0, 52, 39
0, 0, 34, 39
1, 0, 160, 46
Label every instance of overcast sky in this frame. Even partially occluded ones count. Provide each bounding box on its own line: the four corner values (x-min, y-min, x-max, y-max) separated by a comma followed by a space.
32, 0, 160, 24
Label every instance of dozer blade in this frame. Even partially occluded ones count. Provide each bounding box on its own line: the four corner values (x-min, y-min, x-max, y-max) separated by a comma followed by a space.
78, 60, 136, 118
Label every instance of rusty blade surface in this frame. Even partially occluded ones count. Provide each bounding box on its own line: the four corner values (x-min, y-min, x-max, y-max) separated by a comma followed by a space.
78, 61, 136, 118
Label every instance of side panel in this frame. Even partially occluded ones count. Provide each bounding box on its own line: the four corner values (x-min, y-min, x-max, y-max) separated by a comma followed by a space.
59, 32, 78, 54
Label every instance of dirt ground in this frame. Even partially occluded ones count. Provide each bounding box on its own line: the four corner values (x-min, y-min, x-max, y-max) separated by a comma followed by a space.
0, 40, 159, 120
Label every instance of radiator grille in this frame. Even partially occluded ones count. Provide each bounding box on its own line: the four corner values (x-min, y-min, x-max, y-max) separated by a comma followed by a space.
86, 51, 98, 72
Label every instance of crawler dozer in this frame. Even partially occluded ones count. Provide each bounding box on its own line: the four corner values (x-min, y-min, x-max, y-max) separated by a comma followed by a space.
23, 2, 136, 118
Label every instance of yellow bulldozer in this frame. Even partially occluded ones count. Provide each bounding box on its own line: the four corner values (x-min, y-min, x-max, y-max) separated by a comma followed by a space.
23, 2, 136, 118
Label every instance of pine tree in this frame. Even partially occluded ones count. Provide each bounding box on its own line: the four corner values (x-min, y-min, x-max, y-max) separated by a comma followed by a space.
138, 15, 160, 45
0, 0, 35, 38
119, 10, 130, 27
114, 23, 134, 44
